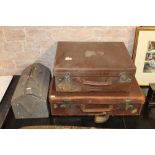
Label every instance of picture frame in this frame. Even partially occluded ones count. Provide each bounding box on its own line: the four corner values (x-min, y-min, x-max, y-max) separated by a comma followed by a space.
132, 26, 155, 86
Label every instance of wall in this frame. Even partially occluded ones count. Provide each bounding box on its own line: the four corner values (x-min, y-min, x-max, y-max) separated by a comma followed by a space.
0, 26, 136, 75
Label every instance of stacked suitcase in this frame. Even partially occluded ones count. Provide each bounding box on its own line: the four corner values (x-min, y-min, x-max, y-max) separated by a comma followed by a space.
49, 42, 145, 123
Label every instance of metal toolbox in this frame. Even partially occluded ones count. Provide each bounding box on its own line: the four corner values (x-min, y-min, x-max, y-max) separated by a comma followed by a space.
11, 63, 51, 119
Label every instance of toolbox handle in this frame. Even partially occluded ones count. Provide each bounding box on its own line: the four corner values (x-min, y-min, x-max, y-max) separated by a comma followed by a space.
25, 67, 36, 95
82, 80, 112, 86
81, 105, 113, 113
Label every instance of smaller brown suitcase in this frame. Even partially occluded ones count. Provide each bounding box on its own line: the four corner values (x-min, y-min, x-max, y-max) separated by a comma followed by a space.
54, 42, 136, 93
49, 78, 145, 116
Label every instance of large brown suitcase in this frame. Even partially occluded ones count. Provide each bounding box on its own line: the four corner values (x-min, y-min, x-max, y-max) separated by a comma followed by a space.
54, 42, 136, 93
49, 78, 145, 116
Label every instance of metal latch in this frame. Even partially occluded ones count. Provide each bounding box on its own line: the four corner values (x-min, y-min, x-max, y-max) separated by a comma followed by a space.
64, 72, 71, 82
54, 101, 72, 109
119, 72, 131, 83
124, 99, 134, 110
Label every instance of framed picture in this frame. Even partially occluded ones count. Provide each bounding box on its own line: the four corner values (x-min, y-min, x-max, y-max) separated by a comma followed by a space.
133, 26, 155, 86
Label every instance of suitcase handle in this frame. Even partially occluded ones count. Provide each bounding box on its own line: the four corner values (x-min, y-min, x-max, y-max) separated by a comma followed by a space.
81, 105, 113, 113
82, 80, 112, 86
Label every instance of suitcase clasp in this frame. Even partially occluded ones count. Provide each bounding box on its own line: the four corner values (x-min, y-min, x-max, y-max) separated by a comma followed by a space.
125, 99, 134, 110
119, 72, 131, 83
64, 72, 71, 82
54, 101, 72, 109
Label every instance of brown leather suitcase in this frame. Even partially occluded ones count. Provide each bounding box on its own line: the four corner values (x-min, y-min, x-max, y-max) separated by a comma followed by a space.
49, 77, 145, 116
54, 42, 136, 93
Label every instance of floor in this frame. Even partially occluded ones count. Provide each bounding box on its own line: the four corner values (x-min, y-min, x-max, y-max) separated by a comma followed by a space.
1, 76, 155, 129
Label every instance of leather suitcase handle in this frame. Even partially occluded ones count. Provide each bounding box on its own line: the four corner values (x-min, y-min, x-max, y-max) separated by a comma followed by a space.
81, 105, 113, 113
82, 80, 112, 86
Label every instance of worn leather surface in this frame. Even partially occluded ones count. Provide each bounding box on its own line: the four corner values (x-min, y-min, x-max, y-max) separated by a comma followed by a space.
54, 42, 136, 76
54, 42, 136, 92
49, 78, 145, 116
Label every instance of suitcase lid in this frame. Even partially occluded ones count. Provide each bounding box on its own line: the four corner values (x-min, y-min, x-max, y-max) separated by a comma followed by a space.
49, 78, 145, 104
54, 42, 136, 77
